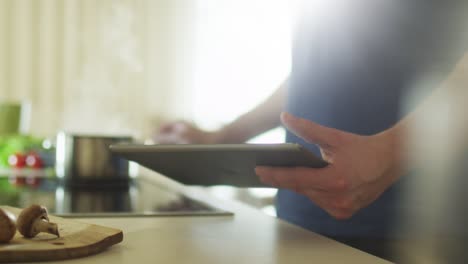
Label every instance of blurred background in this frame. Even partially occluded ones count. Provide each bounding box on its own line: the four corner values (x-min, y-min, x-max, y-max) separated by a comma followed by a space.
0, 0, 297, 216
0, 0, 292, 138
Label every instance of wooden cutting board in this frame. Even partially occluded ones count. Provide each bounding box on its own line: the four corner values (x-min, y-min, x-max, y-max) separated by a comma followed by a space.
0, 206, 123, 263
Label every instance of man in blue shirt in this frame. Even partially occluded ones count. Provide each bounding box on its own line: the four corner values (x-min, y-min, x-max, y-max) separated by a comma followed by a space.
156, 1, 468, 260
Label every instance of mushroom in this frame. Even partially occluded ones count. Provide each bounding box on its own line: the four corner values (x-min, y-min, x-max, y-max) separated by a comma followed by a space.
17, 205, 60, 238
0, 208, 17, 243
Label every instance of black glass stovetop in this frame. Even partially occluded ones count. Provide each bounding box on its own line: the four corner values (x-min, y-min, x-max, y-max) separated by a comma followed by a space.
0, 175, 232, 217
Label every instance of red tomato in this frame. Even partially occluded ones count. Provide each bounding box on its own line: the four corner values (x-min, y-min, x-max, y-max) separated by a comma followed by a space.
26, 153, 44, 168
8, 153, 26, 168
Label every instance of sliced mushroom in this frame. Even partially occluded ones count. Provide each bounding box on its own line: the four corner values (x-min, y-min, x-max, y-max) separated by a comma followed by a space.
17, 205, 60, 238
0, 208, 17, 243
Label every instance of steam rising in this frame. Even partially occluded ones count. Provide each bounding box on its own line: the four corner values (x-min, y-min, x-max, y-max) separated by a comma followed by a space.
62, 2, 143, 136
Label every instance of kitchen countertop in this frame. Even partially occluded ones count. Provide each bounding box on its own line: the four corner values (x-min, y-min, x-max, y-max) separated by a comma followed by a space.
35, 171, 391, 264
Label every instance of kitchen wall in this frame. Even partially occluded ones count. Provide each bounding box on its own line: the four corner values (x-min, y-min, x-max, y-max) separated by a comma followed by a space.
0, 0, 196, 138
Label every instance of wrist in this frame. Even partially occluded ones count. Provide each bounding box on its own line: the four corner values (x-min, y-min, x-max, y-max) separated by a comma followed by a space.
207, 130, 226, 144
211, 126, 242, 144
375, 125, 406, 182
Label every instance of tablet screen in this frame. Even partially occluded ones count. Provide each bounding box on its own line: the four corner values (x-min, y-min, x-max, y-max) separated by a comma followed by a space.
110, 143, 327, 187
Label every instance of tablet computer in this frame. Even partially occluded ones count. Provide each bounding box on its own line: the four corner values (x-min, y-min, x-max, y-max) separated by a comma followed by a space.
110, 143, 328, 187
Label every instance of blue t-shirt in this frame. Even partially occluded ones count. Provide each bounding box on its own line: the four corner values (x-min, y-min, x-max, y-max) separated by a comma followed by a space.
278, 1, 468, 238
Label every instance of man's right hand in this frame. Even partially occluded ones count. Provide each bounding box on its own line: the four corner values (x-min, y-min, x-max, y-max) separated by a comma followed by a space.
153, 121, 221, 144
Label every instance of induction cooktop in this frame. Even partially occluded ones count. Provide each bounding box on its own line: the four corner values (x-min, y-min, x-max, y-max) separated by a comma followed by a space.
0, 174, 232, 217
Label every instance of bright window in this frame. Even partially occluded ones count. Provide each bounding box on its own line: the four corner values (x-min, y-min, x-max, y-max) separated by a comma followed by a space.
192, 0, 294, 142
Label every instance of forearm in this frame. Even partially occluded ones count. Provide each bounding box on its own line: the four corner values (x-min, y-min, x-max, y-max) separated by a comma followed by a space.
214, 79, 288, 143
379, 53, 468, 177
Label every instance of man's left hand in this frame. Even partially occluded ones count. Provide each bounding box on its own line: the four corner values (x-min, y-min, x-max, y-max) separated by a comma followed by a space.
255, 112, 402, 220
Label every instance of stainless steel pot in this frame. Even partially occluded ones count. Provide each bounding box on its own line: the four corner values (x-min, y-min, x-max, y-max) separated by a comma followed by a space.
55, 132, 134, 184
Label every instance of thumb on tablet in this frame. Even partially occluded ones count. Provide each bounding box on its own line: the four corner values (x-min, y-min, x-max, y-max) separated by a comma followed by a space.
281, 112, 341, 149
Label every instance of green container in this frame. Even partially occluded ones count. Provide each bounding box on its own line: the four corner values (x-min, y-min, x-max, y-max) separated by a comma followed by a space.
0, 102, 21, 135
